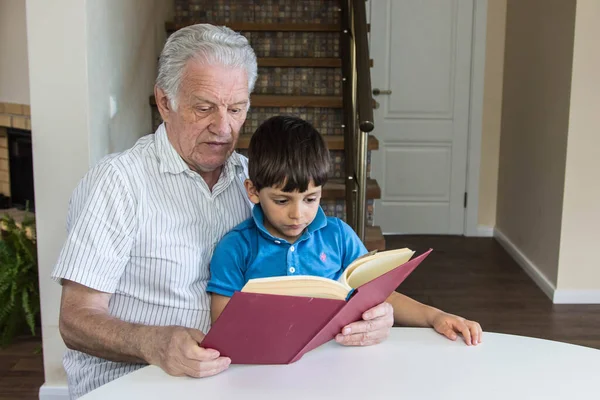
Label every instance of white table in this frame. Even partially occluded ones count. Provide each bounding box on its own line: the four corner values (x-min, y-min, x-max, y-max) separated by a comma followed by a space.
82, 328, 600, 399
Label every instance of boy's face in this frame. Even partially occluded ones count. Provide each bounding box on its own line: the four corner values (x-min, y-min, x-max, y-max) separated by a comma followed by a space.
245, 180, 322, 243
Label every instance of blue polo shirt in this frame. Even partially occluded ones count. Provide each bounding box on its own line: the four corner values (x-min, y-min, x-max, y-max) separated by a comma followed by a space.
207, 204, 368, 297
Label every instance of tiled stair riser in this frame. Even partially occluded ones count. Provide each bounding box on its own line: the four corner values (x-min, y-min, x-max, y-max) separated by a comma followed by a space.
254, 67, 342, 96
173, 0, 340, 24
151, 106, 371, 179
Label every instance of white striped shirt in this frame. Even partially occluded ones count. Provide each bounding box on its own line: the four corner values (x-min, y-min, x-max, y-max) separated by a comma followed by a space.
51, 123, 252, 399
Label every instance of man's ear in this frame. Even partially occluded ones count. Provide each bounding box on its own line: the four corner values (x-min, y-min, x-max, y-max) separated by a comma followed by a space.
244, 179, 261, 204
154, 85, 173, 123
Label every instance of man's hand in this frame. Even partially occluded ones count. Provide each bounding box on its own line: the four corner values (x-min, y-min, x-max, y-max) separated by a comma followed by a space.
430, 311, 482, 346
146, 326, 231, 378
58, 281, 230, 378
334, 302, 394, 346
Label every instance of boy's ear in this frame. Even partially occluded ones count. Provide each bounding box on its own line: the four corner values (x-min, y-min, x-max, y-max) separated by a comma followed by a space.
244, 179, 261, 204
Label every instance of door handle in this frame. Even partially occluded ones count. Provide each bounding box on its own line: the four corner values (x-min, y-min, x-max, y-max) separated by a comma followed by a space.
372, 88, 392, 96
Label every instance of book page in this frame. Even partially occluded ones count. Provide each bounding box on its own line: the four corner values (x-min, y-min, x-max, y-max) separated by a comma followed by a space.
342, 250, 378, 277
343, 248, 415, 288
241, 275, 351, 300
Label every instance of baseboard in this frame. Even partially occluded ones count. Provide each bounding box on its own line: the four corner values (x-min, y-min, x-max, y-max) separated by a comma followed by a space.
493, 228, 556, 301
39, 384, 69, 400
493, 228, 600, 304
553, 290, 600, 304
476, 225, 494, 237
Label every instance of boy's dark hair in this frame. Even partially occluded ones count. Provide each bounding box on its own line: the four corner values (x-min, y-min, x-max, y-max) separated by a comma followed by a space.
248, 115, 331, 192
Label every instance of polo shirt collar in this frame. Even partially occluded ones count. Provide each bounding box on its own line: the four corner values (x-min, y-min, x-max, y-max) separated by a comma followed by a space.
252, 203, 328, 243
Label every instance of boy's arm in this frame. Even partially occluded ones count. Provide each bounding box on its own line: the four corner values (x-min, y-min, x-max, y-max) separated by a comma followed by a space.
210, 294, 231, 323
386, 291, 439, 327
335, 219, 482, 346
337, 218, 368, 269
207, 230, 249, 323
333, 219, 396, 346
386, 292, 482, 346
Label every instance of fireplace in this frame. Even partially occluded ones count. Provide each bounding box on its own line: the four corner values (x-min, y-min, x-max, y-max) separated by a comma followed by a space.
6, 127, 35, 211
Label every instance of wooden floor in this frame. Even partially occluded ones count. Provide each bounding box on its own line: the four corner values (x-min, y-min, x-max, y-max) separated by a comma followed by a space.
1, 235, 599, 399
389, 235, 600, 349
0, 336, 43, 400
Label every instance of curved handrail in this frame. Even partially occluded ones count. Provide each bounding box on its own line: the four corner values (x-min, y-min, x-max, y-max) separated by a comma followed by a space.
353, 0, 374, 134
340, 0, 375, 241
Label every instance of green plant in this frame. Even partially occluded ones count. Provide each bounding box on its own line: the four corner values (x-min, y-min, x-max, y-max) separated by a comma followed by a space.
0, 212, 39, 347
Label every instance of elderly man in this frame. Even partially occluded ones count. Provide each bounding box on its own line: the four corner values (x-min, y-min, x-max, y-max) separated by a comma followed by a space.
51, 24, 397, 398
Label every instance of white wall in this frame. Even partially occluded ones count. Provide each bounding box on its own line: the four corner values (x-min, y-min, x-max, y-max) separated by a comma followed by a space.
556, 0, 600, 298
87, 0, 173, 165
26, 0, 173, 394
495, 0, 575, 287
493, 0, 600, 303
27, 0, 91, 387
477, 0, 506, 228
0, 0, 30, 104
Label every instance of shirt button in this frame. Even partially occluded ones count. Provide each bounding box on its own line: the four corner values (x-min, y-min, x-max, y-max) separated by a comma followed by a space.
275, 240, 281, 244
289, 267, 296, 273
290, 246, 295, 252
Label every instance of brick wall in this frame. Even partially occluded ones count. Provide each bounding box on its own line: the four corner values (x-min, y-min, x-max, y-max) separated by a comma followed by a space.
0, 102, 31, 130
0, 102, 32, 198
0, 127, 9, 197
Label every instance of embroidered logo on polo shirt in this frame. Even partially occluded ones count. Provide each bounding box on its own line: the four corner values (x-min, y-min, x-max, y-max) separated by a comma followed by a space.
320, 252, 327, 262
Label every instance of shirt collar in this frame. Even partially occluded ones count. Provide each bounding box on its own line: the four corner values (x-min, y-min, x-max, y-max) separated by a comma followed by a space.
252, 203, 328, 243
155, 123, 244, 176
156, 123, 189, 175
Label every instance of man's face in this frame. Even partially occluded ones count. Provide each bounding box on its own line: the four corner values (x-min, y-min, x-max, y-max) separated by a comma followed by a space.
157, 61, 249, 173
246, 180, 323, 243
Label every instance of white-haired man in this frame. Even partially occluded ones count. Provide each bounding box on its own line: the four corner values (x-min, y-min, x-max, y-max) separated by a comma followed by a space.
52, 24, 399, 398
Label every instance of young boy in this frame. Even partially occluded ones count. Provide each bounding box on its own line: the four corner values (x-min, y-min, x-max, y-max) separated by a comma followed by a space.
207, 116, 482, 345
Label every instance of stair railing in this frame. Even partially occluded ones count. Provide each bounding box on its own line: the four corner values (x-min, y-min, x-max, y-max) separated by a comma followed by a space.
340, 0, 374, 242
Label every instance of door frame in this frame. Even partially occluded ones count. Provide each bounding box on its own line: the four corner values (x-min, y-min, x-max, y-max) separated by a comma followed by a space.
464, 0, 489, 237
367, 0, 489, 236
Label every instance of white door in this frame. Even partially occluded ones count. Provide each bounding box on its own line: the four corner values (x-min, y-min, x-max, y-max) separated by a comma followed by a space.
369, 0, 474, 234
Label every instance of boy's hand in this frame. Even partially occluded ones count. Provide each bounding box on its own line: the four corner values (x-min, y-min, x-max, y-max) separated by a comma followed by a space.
431, 311, 482, 346
335, 302, 394, 346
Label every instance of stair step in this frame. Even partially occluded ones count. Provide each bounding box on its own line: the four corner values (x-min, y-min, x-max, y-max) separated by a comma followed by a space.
149, 103, 379, 150
166, 22, 340, 34
237, 134, 379, 151
157, 57, 342, 68
150, 94, 342, 109
365, 226, 386, 251
253, 95, 342, 108
322, 178, 381, 200
258, 58, 341, 68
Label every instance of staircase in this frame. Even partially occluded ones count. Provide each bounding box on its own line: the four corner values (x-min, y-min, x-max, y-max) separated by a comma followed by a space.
151, 0, 385, 251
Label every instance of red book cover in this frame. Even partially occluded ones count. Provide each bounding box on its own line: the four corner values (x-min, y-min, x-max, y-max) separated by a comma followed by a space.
201, 249, 432, 364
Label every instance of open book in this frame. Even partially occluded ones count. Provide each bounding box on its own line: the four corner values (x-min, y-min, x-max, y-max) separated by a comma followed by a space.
201, 248, 432, 365
241, 248, 415, 300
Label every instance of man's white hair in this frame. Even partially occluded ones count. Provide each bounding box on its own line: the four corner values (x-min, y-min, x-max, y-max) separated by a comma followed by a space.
156, 23, 258, 110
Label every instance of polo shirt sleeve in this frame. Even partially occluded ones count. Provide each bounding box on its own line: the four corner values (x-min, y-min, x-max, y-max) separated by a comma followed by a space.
51, 161, 136, 293
207, 230, 249, 297
336, 218, 368, 270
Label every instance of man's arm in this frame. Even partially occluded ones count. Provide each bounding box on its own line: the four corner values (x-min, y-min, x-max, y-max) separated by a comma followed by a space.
59, 280, 231, 377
